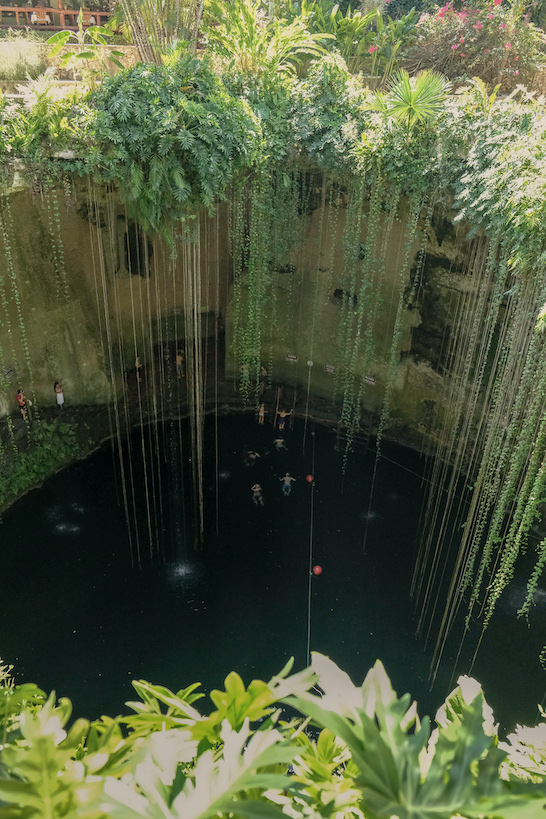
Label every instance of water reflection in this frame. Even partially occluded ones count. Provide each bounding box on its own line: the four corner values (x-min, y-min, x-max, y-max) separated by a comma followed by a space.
166, 560, 201, 589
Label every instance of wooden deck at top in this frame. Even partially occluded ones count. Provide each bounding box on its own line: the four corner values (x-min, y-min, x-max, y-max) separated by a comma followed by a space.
0, 5, 109, 29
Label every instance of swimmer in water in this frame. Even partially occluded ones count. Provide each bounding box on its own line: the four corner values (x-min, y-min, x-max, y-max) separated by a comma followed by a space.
273, 437, 287, 452
280, 473, 296, 496
251, 483, 264, 506
245, 450, 261, 467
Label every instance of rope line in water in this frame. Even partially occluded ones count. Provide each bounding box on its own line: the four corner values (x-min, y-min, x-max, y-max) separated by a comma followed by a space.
306, 429, 316, 667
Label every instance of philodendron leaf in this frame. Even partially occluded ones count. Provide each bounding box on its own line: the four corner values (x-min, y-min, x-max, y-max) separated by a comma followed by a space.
172, 719, 299, 819
223, 801, 293, 818
96, 718, 299, 819
285, 655, 541, 819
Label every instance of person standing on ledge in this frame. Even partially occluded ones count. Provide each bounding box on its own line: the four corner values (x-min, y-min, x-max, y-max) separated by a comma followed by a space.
176, 349, 185, 380
257, 403, 267, 425
54, 381, 64, 411
277, 409, 292, 431
16, 388, 27, 422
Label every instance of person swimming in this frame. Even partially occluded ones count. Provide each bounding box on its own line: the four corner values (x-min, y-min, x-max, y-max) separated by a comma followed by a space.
280, 473, 296, 496
251, 483, 264, 506
245, 450, 261, 467
273, 437, 287, 451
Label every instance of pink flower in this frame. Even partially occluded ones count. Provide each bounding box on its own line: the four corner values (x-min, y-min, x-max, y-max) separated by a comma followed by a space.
493, 0, 502, 5
500, 22, 506, 28
488, 13, 494, 18
514, 69, 519, 74
460, 52, 466, 56
505, 41, 511, 47
515, 55, 518, 59
484, 48, 489, 52
368, 45, 378, 53
452, 43, 458, 48
460, 36, 465, 41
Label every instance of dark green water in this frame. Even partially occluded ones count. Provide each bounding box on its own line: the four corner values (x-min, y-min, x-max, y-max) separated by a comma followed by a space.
0, 415, 544, 730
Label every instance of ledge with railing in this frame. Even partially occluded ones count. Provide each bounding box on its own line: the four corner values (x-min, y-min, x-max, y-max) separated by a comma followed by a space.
0, 5, 109, 29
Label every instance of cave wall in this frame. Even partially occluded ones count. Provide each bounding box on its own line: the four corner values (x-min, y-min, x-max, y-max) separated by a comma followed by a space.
224, 189, 477, 447
0, 177, 479, 447
0, 182, 230, 417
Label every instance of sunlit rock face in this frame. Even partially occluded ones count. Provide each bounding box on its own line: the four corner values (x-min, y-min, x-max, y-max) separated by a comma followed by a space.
0, 179, 475, 456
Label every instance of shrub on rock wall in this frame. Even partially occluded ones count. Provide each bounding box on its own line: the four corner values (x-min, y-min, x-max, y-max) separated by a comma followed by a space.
91, 55, 263, 231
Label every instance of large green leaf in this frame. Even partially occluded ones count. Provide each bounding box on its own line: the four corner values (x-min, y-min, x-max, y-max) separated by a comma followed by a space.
284, 654, 546, 819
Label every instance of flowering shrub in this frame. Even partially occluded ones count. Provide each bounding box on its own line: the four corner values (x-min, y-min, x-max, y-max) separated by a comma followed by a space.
404, 0, 546, 87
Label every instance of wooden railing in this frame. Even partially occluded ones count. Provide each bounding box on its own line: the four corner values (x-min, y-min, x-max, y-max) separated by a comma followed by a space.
0, 6, 110, 29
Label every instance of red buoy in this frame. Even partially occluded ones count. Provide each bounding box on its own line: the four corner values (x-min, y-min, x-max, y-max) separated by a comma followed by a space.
312, 565, 322, 575
306, 474, 314, 483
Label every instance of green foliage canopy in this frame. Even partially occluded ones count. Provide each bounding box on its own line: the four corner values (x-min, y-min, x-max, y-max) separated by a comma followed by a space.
90, 55, 263, 230
0, 654, 545, 818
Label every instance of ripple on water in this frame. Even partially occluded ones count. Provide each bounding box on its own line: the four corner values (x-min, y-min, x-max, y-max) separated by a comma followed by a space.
165, 560, 202, 589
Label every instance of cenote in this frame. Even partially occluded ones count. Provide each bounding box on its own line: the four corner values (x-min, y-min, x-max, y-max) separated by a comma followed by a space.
4, 18, 546, 808
1, 413, 545, 731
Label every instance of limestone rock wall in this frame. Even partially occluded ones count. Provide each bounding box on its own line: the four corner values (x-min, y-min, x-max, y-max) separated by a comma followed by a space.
0, 183, 230, 416
224, 191, 478, 447
0, 179, 479, 448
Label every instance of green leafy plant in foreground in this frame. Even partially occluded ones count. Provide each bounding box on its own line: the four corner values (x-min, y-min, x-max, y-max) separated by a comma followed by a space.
0, 653, 545, 819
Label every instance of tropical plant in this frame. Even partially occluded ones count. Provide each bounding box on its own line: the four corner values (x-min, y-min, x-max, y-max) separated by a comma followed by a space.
203, 0, 332, 82
4, 70, 89, 159
0, 659, 45, 757
295, 0, 384, 72
288, 52, 368, 168
369, 7, 418, 82
0, 654, 546, 818
0, 421, 81, 509
367, 68, 450, 130
291, 0, 418, 78
91, 56, 262, 230
466, 74, 501, 116
107, 0, 205, 64
0, 36, 46, 83
46, 9, 125, 82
